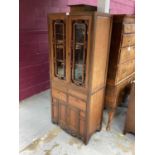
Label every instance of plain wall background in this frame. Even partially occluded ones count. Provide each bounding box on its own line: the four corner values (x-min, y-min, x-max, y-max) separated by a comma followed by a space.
19, 0, 69, 100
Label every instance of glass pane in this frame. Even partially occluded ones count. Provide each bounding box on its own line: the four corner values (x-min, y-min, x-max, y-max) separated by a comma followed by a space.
56, 45, 63, 60
75, 45, 84, 64
71, 21, 87, 85
53, 20, 66, 80
55, 23, 63, 40
74, 64, 83, 83
56, 61, 65, 78
75, 23, 86, 43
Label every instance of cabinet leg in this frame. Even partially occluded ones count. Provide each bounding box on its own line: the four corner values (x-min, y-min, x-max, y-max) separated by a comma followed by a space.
96, 124, 102, 132
106, 87, 119, 131
84, 135, 90, 145
123, 129, 127, 135
106, 109, 115, 131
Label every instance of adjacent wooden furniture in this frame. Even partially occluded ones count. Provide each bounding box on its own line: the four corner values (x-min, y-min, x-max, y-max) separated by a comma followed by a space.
48, 12, 112, 144
124, 82, 135, 134
105, 15, 135, 130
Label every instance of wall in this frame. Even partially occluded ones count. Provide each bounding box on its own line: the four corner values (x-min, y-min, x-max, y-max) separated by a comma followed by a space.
110, 0, 135, 14
68, 0, 97, 6
97, 0, 134, 14
19, 0, 69, 100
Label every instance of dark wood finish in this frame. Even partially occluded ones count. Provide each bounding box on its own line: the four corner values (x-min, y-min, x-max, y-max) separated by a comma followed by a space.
48, 12, 112, 144
124, 82, 135, 134
105, 15, 135, 130
70, 5, 97, 12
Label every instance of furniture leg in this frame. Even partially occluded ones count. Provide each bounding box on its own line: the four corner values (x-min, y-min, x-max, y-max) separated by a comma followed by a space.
106, 108, 115, 131
106, 87, 119, 130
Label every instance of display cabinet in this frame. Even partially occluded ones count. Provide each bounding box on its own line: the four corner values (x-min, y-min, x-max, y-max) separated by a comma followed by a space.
48, 12, 112, 144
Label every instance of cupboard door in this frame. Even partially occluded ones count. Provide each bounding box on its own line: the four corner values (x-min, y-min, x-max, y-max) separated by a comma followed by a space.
80, 118, 85, 137
69, 16, 92, 87
67, 107, 80, 134
58, 102, 67, 129
49, 15, 67, 80
52, 98, 59, 123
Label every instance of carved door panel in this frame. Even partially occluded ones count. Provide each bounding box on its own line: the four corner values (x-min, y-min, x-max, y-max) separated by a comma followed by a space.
67, 106, 80, 135
52, 98, 59, 123
58, 102, 67, 129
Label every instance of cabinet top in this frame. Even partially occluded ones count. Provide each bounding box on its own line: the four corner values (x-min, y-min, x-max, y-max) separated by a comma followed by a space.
48, 12, 111, 18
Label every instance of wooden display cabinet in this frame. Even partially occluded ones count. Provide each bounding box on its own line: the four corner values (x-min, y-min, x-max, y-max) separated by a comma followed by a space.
48, 12, 112, 144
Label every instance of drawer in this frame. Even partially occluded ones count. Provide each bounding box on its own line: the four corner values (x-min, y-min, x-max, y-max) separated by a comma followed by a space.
117, 60, 135, 82
68, 96, 86, 111
68, 89, 87, 100
119, 46, 135, 63
52, 89, 67, 102
123, 23, 135, 33
123, 16, 135, 24
121, 34, 135, 47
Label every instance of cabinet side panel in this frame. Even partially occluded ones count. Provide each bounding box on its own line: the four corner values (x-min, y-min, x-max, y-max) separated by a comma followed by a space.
91, 15, 111, 92
106, 16, 123, 84
88, 89, 105, 135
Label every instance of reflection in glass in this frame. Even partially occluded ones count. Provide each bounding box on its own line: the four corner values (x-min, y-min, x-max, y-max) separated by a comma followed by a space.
75, 45, 84, 64
75, 23, 86, 43
53, 20, 66, 79
71, 21, 87, 86
55, 22, 63, 40
56, 62, 65, 78
74, 64, 83, 82
56, 46, 63, 60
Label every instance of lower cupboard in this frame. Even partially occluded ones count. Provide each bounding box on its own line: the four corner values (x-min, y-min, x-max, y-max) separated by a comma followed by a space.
52, 98, 86, 139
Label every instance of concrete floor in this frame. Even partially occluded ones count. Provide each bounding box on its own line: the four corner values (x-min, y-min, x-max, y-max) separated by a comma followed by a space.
19, 89, 135, 155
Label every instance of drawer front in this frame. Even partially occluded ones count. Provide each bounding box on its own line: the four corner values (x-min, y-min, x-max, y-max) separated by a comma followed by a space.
68, 89, 87, 100
123, 24, 135, 33
119, 46, 135, 63
123, 16, 135, 24
117, 60, 135, 82
121, 34, 135, 47
52, 89, 67, 102
68, 96, 86, 111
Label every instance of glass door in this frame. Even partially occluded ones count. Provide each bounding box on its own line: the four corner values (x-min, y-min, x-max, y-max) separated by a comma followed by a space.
71, 20, 88, 86
53, 20, 66, 80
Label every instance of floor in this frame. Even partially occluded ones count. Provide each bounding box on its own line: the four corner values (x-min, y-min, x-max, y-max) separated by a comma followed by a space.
19, 89, 135, 155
